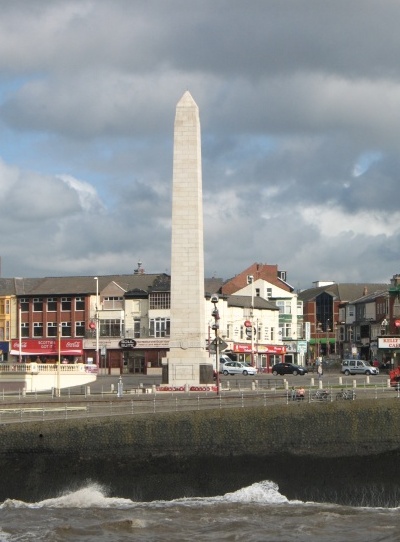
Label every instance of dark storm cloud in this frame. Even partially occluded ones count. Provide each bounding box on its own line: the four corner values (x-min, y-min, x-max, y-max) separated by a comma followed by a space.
0, 0, 399, 287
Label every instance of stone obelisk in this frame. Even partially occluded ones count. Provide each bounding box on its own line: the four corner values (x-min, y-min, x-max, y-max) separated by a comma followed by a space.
165, 91, 211, 386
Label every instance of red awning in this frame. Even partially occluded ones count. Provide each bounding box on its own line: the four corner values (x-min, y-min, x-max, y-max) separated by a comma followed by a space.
10, 339, 82, 356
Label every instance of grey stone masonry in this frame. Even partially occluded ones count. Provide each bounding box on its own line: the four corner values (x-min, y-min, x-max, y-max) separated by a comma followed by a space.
166, 91, 210, 385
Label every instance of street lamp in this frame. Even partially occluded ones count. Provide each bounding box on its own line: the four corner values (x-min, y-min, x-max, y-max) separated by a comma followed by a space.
94, 277, 100, 371
247, 275, 255, 367
211, 294, 220, 395
326, 319, 330, 357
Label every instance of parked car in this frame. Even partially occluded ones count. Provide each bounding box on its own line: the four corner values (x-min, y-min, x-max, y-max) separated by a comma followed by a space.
271, 363, 308, 376
221, 361, 257, 376
341, 359, 379, 376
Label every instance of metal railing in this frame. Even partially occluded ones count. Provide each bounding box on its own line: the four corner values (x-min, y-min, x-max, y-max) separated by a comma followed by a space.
0, 383, 399, 424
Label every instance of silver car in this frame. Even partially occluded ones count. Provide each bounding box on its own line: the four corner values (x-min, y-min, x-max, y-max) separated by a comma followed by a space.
222, 361, 257, 376
341, 359, 379, 376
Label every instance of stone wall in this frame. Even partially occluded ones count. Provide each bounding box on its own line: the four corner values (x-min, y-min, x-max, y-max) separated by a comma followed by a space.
1, 400, 400, 504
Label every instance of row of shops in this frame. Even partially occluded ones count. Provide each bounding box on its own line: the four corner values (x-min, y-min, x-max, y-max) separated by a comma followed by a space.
2, 337, 399, 373
0, 338, 290, 374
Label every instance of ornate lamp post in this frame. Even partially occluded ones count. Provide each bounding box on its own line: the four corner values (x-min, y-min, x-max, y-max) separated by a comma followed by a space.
211, 294, 220, 395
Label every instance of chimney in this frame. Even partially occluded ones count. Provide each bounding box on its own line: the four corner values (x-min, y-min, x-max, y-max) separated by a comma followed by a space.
363, 287, 368, 296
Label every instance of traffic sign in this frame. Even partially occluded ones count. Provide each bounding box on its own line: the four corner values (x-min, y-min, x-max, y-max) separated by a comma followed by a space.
209, 337, 228, 351
119, 339, 137, 349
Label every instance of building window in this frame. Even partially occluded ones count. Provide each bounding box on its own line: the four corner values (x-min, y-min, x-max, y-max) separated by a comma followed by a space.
266, 288, 272, 299
33, 298, 43, 312
47, 322, 58, 337
75, 321, 85, 337
21, 323, 29, 337
281, 323, 292, 339
20, 298, 29, 312
149, 318, 170, 337
100, 319, 123, 337
276, 300, 292, 314
103, 297, 123, 310
5, 320, 10, 340
149, 293, 171, 310
5, 299, 10, 315
61, 297, 71, 311
33, 322, 43, 337
255, 288, 260, 297
47, 298, 57, 311
133, 318, 141, 338
75, 297, 85, 311
61, 322, 71, 337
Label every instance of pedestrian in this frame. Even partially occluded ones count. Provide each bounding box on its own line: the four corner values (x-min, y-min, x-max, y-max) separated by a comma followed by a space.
291, 386, 296, 401
317, 363, 323, 378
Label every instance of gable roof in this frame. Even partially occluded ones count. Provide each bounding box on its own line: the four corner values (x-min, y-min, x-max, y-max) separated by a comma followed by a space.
227, 295, 278, 310
298, 282, 390, 303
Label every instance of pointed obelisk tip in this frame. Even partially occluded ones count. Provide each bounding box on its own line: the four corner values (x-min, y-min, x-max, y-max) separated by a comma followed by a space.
177, 90, 197, 108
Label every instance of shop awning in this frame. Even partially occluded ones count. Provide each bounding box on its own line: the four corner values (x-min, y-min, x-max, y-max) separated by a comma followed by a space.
10, 339, 82, 357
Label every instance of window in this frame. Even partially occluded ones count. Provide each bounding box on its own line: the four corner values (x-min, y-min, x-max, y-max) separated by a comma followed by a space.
5, 299, 10, 315
266, 288, 272, 299
47, 298, 57, 311
149, 293, 171, 310
75, 321, 85, 337
264, 326, 269, 341
61, 297, 71, 311
20, 298, 29, 312
149, 318, 170, 337
61, 322, 71, 337
100, 319, 123, 337
33, 322, 43, 337
255, 288, 260, 297
47, 322, 58, 337
281, 323, 292, 339
75, 297, 85, 311
5, 321, 10, 340
103, 296, 123, 310
133, 318, 141, 338
276, 300, 292, 314
21, 323, 29, 337
33, 298, 43, 312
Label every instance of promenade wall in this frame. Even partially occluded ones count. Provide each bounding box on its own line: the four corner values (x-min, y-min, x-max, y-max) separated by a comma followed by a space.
1, 399, 400, 503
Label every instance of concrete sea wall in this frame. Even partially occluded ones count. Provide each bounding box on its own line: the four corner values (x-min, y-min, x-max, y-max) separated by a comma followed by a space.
1, 400, 400, 504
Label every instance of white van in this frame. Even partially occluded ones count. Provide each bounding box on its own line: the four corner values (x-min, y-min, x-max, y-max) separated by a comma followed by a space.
341, 359, 379, 376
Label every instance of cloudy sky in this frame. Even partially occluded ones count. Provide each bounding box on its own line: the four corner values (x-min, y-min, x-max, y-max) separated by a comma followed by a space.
0, 0, 399, 290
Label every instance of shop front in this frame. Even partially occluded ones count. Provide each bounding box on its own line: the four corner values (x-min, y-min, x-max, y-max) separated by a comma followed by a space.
9, 338, 83, 363
378, 336, 400, 370
232, 343, 287, 372
83, 337, 169, 375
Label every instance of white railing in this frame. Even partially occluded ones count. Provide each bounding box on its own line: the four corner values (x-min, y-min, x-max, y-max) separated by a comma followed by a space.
0, 363, 97, 374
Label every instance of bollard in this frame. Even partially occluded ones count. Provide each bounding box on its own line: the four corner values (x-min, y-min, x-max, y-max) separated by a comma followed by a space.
284, 380, 288, 390
339, 376, 342, 385
185, 383, 189, 393
117, 376, 123, 398
86, 385, 90, 396
111, 384, 114, 393
387, 378, 391, 389
318, 380, 323, 389
152, 384, 156, 394
353, 379, 357, 389
251, 381, 256, 391
22, 388, 26, 397
310, 378, 314, 386
366, 376, 370, 385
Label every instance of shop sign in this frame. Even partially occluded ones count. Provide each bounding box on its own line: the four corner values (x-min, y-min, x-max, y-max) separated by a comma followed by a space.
10, 338, 83, 355
119, 339, 137, 349
233, 343, 287, 354
378, 337, 400, 349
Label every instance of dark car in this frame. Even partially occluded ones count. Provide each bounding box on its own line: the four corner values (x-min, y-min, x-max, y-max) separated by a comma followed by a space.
272, 363, 308, 376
